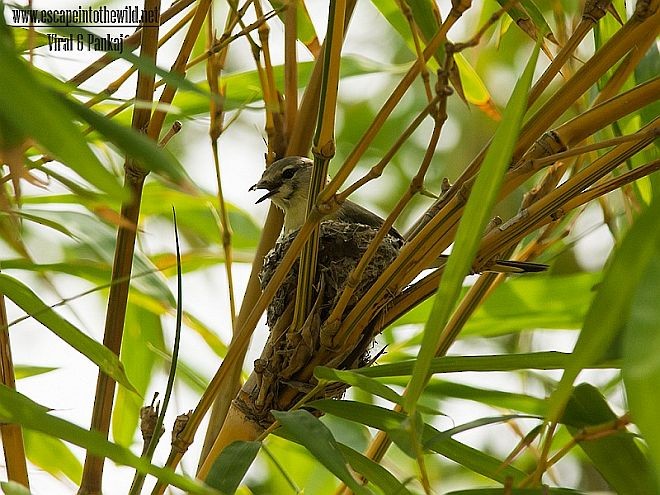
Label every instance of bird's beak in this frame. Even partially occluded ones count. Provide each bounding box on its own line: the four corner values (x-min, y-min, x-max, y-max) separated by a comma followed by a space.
249, 180, 278, 204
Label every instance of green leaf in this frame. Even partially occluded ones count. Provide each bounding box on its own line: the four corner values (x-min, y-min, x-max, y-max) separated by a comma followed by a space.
0, 481, 33, 495
272, 410, 371, 494
495, 0, 555, 42
24, 429, 82, 484
315, 366, 441, 415
424, 414, 541, 448
15, 365, 57, 380
205, 441, 261, 494
548, 195, 660, 423
112, 306, 164, 447
0, 385, 219, 495
25, 209, 175, 307
5, 210, 76, 239
453, 54, 493, 107
312, 400, 526, 483
11, 28, 49, 52
563, 384, 655, 495
518, 1, 555, 39
420, 380, 547, 416
0, 43, 125, 199
392, 273, 600, 336
623, 227, 660, 492
370, 0, 493, 108
60, 94, 189, 185
140, 182, 261, 251
356, 351, 619, 378
405, 0, 441, 46
445, 489, 585, 495
315, 367, 404, 404
267, 0, 319, 52
0, 274, 136, 392
170, 55, 406, 118
404, 39, 541, 411
22, 183, 262, 252
337, 443, 412, 495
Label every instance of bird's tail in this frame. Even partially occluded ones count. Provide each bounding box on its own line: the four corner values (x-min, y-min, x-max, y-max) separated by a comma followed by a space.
433, 255, 548, 274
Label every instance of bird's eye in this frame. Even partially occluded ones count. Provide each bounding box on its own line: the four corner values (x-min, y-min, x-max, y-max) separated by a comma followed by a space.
282, 167, 296, 179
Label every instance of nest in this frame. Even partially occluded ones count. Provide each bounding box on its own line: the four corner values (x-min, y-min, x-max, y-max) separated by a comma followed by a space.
260, 221, 403, 327
234, 221, 403, 428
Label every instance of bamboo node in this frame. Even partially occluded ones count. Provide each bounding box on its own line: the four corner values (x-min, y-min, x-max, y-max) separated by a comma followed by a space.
124, 161, 149, 182
582, 0, 611, 23
451, 0, 472, 15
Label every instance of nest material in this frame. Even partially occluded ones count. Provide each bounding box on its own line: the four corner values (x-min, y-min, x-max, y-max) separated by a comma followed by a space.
260, 221, 403, 327
235, 221, 402, 428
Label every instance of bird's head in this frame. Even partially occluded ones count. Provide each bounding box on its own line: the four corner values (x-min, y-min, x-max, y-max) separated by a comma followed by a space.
249, 156, 313, 213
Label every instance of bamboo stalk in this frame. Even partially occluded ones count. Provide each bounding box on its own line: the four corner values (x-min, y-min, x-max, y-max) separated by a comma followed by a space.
153, 210, 323, 495
68, 0, 195, 87
146, 0, 213, 140
77, 2, 161, 493
317, 4, 464, 205
284, 0, 299, 142
292, 0, 346, 330
396, 0, 433, 102
406, 2, 660, 240
197, 3, 244, 466
0, 286, 29, 488
527, 0, 611, 105
324, 78, 448, 346
192, 1, 361, 477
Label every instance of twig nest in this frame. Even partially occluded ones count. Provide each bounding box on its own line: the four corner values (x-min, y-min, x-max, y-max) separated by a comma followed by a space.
260, 221, 403, 328
234, 221, 402, 428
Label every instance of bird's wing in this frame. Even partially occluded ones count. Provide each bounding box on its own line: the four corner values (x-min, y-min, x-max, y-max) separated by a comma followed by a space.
337, 200, 404, 240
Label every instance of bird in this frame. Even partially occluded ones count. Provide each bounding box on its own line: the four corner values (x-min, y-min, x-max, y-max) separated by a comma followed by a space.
250, 156, 546, 273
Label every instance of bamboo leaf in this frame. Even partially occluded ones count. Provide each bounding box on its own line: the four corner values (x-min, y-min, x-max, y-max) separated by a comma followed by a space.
0, 274, 136, 393
623, 229, 660, 491
312, 400, 526, 483
24, 429, 82, 484
205, 441, 261, 494
0, 42, 126, 199
356, 351, 619, 378
337, 443, 412, 495
272, 410, 371, 495
0, 385, 219, 495
405, 40, 541, 412
0, 481, 33, 495
445, 489, 585, 495
453, 54, 497, 111
139, 182, 261, 250
418, 380, 547, 416
315, 366, 442, 415
15, 365, 57, 380
548, 194, 660, 423
518, 0, 556, 40
5, 210, 76, 239
112, 306, 164, 447
392, 273, 600, 335
315, 367, 404, 404
404, 0, 441, 45
267, 0, 319, 53
370, 0, 494, 108
563, 384, 655, 495
24, 209, 175, 306
168, 55, 407, 118
60, 95, 190, 185
11, 28, 49, 52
